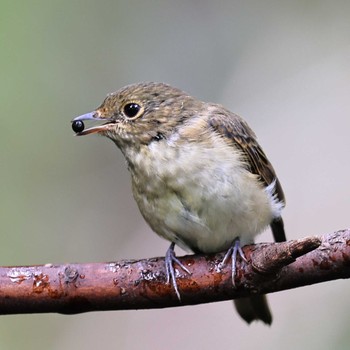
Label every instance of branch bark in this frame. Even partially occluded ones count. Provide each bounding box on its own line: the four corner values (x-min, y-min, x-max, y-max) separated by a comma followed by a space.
0, 229, 349, 315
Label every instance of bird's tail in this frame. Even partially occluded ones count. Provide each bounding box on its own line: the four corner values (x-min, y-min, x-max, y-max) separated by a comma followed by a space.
233, 218, 285, 324
234, 295, 272, 325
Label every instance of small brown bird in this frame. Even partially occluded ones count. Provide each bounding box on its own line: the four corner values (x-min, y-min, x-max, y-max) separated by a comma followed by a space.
72, 82, 286, 325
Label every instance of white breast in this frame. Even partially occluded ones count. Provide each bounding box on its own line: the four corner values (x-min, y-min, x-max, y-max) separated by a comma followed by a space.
125, 131, 283, 254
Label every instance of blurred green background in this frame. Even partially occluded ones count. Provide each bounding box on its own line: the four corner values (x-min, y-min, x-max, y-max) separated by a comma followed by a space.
1, 0, 350, 349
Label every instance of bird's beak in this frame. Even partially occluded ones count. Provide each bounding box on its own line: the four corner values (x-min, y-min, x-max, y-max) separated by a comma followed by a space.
72, 112, 114, 136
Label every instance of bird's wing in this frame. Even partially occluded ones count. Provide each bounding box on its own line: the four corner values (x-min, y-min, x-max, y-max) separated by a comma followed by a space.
209, 107, 286, 242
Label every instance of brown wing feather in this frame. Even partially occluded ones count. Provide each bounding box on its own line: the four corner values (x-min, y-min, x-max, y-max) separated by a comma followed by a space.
209, 107, 286, 242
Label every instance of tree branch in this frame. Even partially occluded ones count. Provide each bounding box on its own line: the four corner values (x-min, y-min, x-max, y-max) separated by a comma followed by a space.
1, 229, 349, 315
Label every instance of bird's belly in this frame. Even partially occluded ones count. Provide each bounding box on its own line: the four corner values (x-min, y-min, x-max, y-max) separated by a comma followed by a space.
134, 176, 273, 253
130, 142, 281, 253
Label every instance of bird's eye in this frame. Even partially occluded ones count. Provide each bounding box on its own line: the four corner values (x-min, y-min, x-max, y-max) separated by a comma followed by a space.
123, 103, 141, 119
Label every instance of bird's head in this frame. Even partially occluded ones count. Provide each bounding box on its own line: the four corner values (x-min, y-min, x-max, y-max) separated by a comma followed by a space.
72, 82, 201, 148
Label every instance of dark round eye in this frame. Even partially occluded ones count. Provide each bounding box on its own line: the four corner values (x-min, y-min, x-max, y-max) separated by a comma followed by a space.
72, 120, 85, 133
123, 103, 141, 118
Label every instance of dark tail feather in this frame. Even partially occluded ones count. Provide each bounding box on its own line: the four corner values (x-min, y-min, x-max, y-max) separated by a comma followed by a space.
233, 217, 285, 324
234, 295, 272, 325
270, 217, 286, 242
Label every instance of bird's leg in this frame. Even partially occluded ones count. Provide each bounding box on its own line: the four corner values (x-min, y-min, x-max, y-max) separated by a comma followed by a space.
219, 238, 248, 287
165, 242, 191, 300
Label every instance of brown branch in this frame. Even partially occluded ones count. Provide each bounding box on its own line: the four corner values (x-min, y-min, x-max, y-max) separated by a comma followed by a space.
0, 229, 349, 315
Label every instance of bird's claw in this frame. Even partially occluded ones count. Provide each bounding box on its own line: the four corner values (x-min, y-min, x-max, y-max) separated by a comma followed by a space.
218, 238, 248, 287
165, 242, 191, 300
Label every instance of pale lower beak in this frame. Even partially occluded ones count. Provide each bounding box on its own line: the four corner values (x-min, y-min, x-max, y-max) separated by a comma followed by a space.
72, 112, 113, 136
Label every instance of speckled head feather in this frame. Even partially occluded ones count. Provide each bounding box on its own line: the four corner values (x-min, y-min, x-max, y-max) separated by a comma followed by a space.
91, 82, 203, 146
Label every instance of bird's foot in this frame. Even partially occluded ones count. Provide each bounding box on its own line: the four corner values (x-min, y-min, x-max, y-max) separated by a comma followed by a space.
165, 242, 191, 300
219, 238, 248, 287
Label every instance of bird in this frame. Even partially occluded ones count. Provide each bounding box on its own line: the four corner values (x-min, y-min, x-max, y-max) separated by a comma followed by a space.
72, 82, 286, 325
